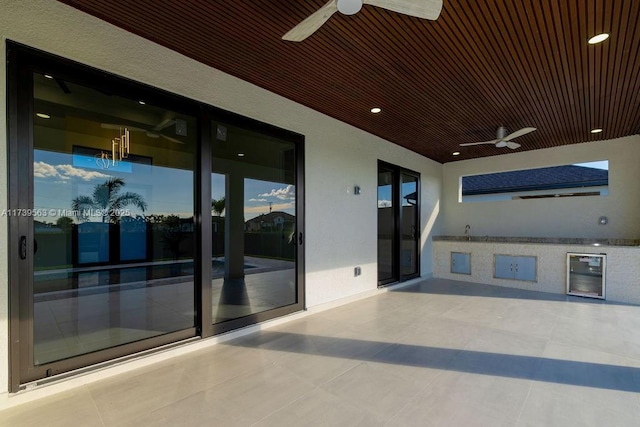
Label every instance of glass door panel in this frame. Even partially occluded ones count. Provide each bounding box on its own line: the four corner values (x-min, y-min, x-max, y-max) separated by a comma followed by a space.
401, 173, 419, 278
378, 163, 420, 285
378, 167, 396, 283
211, 122, 297, 327
31, 72, 196, 365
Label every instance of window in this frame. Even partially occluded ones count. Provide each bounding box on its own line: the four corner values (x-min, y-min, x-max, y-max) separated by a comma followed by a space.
460, 161, 608, 203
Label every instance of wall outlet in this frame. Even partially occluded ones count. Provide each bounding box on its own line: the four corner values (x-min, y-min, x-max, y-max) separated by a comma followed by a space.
354, 266, 361, 277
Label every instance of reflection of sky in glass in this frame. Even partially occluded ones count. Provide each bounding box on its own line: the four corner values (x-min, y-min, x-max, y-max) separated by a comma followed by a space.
244, 178, 295, 220
378, 185, 392, 208
573, 160, 608, 170
34, 149, 193, 221
402, 181, 416, 206
212, 174, 299, 221
34, 150, 296, 222
378, 182, 417, 207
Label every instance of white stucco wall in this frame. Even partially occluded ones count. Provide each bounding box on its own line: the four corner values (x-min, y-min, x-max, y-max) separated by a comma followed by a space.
0, 0, 443, 392
441, 135, 640, 239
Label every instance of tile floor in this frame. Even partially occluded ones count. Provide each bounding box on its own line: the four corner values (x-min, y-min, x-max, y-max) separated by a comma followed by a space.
2, 278, 640, 426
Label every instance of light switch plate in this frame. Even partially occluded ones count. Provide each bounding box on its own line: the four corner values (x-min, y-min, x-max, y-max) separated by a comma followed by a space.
216, 125, 227, 141
175, 118, 187, 136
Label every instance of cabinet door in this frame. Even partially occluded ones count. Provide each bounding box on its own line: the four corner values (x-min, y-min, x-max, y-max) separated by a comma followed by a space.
451, 252, 471, 275
494, 255, 515, 279
515, 256, 537, 281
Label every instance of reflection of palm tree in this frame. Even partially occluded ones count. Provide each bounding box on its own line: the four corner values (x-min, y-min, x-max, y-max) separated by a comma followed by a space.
211, 197, 225, 217
72, 177, 147, 223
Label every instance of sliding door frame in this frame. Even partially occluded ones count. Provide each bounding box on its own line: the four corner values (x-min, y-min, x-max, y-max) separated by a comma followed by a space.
6, 41, 305, 392
377, 160, 420, 287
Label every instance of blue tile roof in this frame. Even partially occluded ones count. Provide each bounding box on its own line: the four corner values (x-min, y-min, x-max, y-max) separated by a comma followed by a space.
462, 165, 608, 195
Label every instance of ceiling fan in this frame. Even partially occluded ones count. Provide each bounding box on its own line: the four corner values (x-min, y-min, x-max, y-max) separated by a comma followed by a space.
460, 126, 537, 150
282, 0, 443, 42
101, 118, 184, 144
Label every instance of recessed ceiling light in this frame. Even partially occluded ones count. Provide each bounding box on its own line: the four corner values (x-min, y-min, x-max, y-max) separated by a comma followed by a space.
588, 33, 609, 44
591, 128, 603, 134
44, 74, 53, 79
138, 100, 146, 105
370, 107, 381, 114
237, 153, 245, 157
36, 113, 51, 119
452, 152, 460, 156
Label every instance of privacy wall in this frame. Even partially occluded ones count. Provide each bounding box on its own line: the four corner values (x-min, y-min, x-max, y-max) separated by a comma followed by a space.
441, 135, 640, 240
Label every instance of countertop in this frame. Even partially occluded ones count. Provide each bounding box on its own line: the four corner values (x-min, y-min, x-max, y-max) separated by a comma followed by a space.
433, 235, 640, 247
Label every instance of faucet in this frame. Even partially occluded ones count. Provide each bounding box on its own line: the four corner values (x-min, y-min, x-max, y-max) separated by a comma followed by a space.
465, 224, 471, 241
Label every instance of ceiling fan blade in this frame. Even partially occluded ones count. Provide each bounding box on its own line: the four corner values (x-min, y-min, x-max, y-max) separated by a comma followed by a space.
160, 134, 185, 145
364, 0, 443, 19
460, 139, 499, 147
506, 141, 521, 149
153, 118, 176, 131
495, 140, 507, 148
282, 0, 338, 42
504, 127, 536, 140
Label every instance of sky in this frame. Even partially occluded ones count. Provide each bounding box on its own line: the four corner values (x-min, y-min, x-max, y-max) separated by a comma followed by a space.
33, 150, 295, 222
573, 160, 609, 170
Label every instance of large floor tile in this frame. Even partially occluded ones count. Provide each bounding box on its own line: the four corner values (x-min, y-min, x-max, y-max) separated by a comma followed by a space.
320, 361, 430, 421
0, 388, 103, 427
254, 387, 384, 427
6, 278, 640, 426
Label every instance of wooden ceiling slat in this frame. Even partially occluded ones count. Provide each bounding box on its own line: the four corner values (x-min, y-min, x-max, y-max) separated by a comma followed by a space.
552, 0, 581, 141
605, 1, 629, 137
501, 1, 560, 140
616, 1, 640, 135
56, 0, 640, 163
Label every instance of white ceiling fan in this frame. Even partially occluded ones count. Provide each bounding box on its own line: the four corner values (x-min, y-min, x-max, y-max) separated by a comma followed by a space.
460, 126, 537, 150
282, 0, 443, 42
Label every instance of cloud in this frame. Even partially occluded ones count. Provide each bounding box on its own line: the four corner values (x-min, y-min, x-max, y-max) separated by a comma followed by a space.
34, 161, 61, 179
259, 184, 295, 201
56, 164, 111, 181
33, 162, 111, 181
248, 198, 268, 202
378, 199, 392, 208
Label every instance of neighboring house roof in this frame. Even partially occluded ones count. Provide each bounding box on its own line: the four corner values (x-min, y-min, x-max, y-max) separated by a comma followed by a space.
462, 165, 609, 196
245, 211, 295, 226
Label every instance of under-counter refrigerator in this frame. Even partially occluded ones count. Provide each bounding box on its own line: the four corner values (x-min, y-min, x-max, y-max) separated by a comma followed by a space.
566, 253, 606, 299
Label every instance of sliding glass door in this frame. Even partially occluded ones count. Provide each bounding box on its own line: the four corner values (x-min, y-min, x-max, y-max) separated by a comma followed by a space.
18, 67, 198, 381
377, 162, 420, 286
210, 121, 301, 333
8, 43, 304, 390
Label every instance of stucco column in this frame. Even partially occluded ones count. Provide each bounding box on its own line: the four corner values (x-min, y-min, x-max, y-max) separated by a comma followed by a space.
225, 174, 245, 279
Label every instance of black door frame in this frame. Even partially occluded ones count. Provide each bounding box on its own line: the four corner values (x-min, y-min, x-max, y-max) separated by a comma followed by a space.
6, 41, 305, 392
377, 160, 421, 287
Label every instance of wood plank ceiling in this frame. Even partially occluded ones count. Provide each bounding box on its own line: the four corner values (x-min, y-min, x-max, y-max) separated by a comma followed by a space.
57, 0, 640, 164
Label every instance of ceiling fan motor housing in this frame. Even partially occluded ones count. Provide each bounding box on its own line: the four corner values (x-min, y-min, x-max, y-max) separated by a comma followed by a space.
497, 126, 507, 139
337, 0, 363, 15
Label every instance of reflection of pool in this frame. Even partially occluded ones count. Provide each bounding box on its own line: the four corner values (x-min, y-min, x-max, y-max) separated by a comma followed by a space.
34, 260, 253, 294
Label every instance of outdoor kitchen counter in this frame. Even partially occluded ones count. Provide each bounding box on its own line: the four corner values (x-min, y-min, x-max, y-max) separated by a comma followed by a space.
433, 235, 640, 247
432, 237, 640, 305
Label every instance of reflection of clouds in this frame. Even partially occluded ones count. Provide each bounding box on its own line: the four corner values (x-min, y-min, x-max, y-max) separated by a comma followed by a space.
34, 161, 111, 181
259, 184, 295, 200
34, 161, 59, 179
378, 200, 392, 208
248, 198, 268, 202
